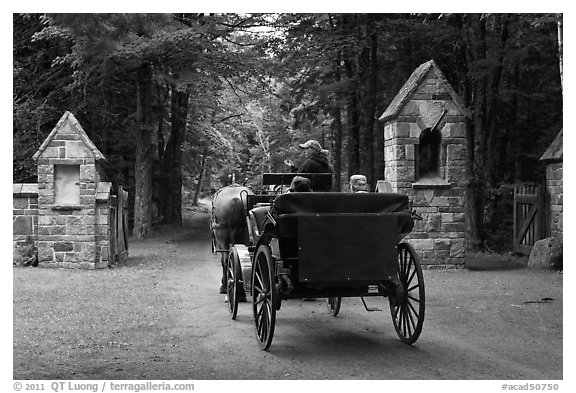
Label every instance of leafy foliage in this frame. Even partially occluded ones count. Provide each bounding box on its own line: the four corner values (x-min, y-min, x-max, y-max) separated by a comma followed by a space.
13, 13, 562, 246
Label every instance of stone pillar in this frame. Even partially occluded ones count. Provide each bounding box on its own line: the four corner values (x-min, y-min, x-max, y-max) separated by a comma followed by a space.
379, 60, 468, 266
546, 162, 563, 240
32, 111, 108, 269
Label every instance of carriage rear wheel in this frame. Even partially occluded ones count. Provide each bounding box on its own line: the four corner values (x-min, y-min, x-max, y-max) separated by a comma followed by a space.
389, 242, 425, 345
252, 244, 277, 350
226, 247, 242, 320
326, 297, 341, 316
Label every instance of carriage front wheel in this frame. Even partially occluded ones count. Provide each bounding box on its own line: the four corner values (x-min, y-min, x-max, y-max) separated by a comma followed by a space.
252, 244, 277, 350
389, 242, 425, 345
326, 297, 341, 316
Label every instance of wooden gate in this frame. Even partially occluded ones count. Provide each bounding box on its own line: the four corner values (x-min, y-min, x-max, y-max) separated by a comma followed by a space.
109, 185, 129, 265
513, 183, 544, 255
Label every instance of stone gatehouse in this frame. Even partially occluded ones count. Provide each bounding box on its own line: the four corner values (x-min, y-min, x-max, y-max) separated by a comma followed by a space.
13, 111, 119, 269
379, 60, 468, 266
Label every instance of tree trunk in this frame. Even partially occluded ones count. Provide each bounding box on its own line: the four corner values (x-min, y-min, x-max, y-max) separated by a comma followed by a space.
558, 15, 563, 92
193, 149, 208, 206
463, 14, 489, 251
331, 105, 343, 191
344, 57, 360, 179
161, 88, 189, 224
133, 63, 154, 239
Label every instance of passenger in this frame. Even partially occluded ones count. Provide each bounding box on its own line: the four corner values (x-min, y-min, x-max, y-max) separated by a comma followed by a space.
286, 140, 332, 174
285, 139, 332, 191
288, 176, 311, 193
349, 174, 369, 193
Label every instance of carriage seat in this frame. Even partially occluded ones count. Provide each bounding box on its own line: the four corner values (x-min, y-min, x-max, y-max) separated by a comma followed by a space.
272, 192, 413, 244
272, 192, 409, 215
249, 205, 271, 236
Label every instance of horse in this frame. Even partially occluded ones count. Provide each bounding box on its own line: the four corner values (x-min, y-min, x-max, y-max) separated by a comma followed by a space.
210, 184, 254, 295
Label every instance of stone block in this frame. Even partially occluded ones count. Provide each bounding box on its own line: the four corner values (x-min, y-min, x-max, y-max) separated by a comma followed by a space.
441, 213, 454, 223
449, 122, 466, 138
405, 144, 415, 161
13, 216, 33, 235
396, 122, 410, 138
13, 198, 29, 209
64, 252, 81, 262
38, 226, 51, 236
528, 237, 562, 270
79, 243, 96, 261
42, 147, 59, 158
409, 239, 435, 251
445, 232, 465, 239
430, 196, 449, 207
425, 213, 442, 232
409, 123, 421, 138
450, 240, 466, 257
434, 239, 451, 250
80, 165, 97, 181
38, 246, 54, 262
67, 225, 86, 236
453, 213, 466, 223
448, 196, 465, 208
51, 225, 67, 235
67, 216, 83, 226
66, 141, 91, 158
101, 246, 109, 261
443, 222, 465, 233
80, 196, 96, 205
57, 134, 80, 140
401, 101, 420, 117
384, 123, 395, 141
447, 144, 466, 162
38, 195, 53, 205
53, 242, 74, 252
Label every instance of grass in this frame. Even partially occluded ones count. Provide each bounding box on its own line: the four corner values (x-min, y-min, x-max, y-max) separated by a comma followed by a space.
13, 243, 180, 379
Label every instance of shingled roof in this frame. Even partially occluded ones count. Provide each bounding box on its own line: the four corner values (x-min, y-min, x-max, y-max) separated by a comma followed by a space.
379, 59, 468, 122
32, 111, 105, 161
540, 129, 563, 162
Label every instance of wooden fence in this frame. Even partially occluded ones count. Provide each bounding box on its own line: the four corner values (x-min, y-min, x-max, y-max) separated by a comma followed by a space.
109, 185, 129, 264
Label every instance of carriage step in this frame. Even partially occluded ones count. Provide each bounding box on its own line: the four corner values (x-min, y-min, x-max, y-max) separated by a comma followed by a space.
361, 297, 382, 312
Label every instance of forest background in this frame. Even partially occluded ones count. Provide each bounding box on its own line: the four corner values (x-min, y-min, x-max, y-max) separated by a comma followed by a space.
12, 13, 563, 251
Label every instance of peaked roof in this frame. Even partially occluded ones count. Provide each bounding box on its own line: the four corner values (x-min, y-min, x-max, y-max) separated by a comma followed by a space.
32, 111, 105, 161
540, 129, 563, 162
379, 59, 468, 122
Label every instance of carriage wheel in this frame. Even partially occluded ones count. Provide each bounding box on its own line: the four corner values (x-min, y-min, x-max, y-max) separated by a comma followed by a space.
252, 245, 277, 350
226, 247, 241, 320
326, 297, 341, 316
389, 242, 425, 345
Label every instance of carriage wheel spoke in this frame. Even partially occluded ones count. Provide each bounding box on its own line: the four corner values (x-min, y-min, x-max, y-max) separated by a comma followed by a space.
407, 302, 419, 326
408, 282, 420, 293
407, 294, 420, 304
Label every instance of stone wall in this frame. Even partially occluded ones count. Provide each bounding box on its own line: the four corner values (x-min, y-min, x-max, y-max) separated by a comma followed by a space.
13, 184, 39, 252
546, 162, 563, 239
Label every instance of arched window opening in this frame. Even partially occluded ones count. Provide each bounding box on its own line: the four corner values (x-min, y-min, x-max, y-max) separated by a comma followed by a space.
416, 127, 442, 180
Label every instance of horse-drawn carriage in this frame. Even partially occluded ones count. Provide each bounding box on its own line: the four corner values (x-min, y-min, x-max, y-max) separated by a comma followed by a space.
212, 173, 425, 350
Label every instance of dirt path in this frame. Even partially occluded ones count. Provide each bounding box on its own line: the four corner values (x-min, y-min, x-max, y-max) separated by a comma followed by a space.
125, 210, 562, 380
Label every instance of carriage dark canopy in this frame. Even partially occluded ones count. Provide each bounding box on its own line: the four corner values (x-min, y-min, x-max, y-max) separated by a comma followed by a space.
272, 192, 410, 215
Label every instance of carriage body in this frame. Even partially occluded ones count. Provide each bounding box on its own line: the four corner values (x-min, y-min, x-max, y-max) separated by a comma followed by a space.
225, 174, 425, 350
268, 192, 413, 300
